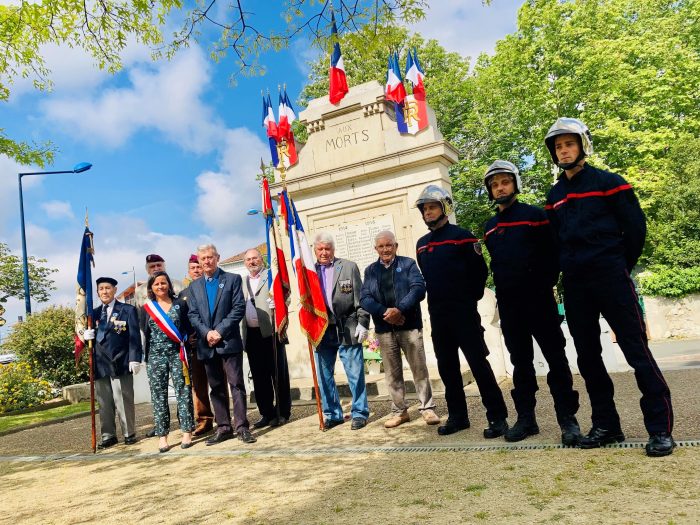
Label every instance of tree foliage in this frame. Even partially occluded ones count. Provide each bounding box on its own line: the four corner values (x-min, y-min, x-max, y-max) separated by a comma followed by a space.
0, 243, 57, 305
1, 306, 88, 388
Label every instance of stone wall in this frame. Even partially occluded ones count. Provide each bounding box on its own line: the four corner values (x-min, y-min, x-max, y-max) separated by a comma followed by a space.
643, 294, 700, 340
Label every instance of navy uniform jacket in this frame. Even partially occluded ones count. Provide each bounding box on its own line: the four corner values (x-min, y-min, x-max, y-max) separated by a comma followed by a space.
416, 222, 487, 316
186, 268, 246, 360
360, 255, 426, 334
93, 301, 142, 379
545, 163, 646, 277
484, 201, 559, 292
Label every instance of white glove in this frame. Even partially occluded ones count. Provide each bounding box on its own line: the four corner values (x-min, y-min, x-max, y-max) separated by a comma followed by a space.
129, 361, 141, 374
83, 328, 95, 341
267, 297, 275, 310
355, 324, 369, 343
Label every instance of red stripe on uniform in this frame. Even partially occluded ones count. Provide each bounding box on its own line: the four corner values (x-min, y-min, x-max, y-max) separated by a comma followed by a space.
545, 184, 632, 210
483, 220, 549, 239
417, 237, 477, 254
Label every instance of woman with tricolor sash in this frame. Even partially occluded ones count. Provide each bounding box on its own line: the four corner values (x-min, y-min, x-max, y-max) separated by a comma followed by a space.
140, 271, 195, 452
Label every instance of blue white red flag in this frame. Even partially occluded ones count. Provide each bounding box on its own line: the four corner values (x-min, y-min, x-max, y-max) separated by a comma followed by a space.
143, 299, 190, 380
385, 53, 406, 103
396, 49, 428, 135
74, 226, 94, 364
277, 89, 298, 167
262, 93, 280, 166
328, 12, 349, 105
262, 178, 291, 337
287, 196, 328, 346
405, 49, 426, 97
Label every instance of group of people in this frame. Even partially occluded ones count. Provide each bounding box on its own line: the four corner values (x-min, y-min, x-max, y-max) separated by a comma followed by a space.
85, 116, 675, 458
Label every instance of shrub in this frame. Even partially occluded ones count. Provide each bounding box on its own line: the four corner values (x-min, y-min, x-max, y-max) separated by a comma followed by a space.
637, 266, 700, 298
0, 362, 53, 413
1, 305, 89, 388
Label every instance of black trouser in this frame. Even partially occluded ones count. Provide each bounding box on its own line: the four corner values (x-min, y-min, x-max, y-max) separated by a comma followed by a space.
245, 327, 292, 420
430, 305, 507, 423
563, 269, 673, 435
497, 287, 578, 423
204, 352, 249, 433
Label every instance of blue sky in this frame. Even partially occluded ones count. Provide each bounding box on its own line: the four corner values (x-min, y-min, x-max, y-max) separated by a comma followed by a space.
0, 0, 522, 336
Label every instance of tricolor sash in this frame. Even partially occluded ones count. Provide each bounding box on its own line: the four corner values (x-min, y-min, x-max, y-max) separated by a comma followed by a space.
143, 299, 190, 383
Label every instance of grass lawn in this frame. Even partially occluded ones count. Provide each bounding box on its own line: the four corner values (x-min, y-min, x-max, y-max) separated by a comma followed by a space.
0, 402, 91, 433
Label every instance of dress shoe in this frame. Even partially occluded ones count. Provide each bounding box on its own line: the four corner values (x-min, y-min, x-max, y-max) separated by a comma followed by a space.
437, 419, 470, 436
180, 441, 194, 450
252, 416, 272, 430
485, 418, 511, 439
351, 417, 367, 430
323, 419, 345, 431
421, 409, 441, 425
578, 426, 625, 449
559, 415, 583, 447
271, 417, 288, 427
504, 416, 538, 442
159, 445, 170, 453
645, 433, 676, 457
238, 429, 257, 444
384, 411, 410, 428
124, 435, 137, 445
146, 428, 157, 438
205, 430, 234, 446
97, 436, 118, 450
192, 422, 213, 437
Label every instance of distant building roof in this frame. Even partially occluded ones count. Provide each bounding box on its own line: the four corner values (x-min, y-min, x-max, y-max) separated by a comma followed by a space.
221, 242, 267, 265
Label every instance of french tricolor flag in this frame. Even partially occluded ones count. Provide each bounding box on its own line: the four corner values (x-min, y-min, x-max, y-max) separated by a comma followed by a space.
277, 89, 298, 167
385, 53, 406, 103
397, 49, 428, 135
405, 48, 426, 97
328, 12, 349, 105
262, 93, 279, 167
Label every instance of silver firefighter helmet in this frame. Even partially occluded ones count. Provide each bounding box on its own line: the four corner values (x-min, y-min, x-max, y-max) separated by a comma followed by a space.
544, 117, 593, 168
483, 160, 522, 201
414, 185, 454, 216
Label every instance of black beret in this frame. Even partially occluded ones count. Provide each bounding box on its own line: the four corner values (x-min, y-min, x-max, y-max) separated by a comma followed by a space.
96, 277, 118, 287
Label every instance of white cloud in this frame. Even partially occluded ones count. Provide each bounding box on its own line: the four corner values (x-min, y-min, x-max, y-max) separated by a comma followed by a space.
41, 200, 74, 220
41, 47, 224, 153
411, 0, 521, 65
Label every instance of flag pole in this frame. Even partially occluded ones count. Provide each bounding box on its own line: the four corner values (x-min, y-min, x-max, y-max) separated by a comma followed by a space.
85, 210, 97, 453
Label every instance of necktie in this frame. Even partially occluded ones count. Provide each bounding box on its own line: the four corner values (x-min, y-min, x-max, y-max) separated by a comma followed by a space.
97, 306, 108, 343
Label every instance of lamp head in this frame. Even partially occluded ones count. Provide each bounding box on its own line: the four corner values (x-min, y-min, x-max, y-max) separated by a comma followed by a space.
73, 162, 92, 173
247, 209, 261, 216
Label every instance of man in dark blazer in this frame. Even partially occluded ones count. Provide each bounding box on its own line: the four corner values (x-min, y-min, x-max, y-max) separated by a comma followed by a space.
187, 244, 256, 445
314, 232, 370, 431
83, 277, 142, 449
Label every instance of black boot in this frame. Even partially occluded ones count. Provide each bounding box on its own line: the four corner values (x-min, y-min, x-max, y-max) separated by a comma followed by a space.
504, 413, 539, 442
483, 419, 509, 439
559, 415, 583, 447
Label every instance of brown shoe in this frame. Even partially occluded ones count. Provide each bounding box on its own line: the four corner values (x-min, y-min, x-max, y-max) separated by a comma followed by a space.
421, 409, 441, 425
384, 411, 410, 428
192, 422, 213, 437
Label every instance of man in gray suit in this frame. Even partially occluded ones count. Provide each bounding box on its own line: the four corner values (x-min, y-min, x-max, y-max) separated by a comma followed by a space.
242, 248, 292, 428
314, 232, 370, 430
186, 244, 256, 445
83, 277, 142, 449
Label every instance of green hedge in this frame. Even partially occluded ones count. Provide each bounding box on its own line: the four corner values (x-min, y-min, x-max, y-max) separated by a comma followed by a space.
637, 266, 700, 298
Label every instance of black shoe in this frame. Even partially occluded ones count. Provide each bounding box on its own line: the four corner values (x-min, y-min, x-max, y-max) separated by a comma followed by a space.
271, 417, 288, 427
559, 415, 583, 447
97, 436, 118, 450
180, 441, 193, 450
350, 417, 367, 430
323, 419, 345, 431
504, 415, 539, 442
205, 430, 234, 446
159, 445, 170, 453
437, 419, 470, 436
578, 427, 625, 449
645, 433, 676, 457
484, 419, 509, 439
251, 416, 272, 430
124, 434, 137, 445
146, 428, 157, 438
238, 429, 257, 444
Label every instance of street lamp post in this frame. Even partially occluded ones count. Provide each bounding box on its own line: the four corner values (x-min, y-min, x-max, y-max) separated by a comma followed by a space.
121, 267, 136, 304
18, 162, 92, 315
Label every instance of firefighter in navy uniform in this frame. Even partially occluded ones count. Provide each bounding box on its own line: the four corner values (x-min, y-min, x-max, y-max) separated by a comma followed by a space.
483, 160, 581, 445
544, 117, 675, 457
415, 185, 508, 437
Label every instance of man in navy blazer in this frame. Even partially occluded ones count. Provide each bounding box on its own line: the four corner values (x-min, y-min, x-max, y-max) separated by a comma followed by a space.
187, 244, 256, 444
83, 277, 142, 449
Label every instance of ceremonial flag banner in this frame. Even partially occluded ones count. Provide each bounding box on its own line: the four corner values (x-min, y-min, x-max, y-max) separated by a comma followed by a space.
398, 49, 429, 135
74, 226, 94, 364
385, 53, 407, 103
277, 89, 298, 167
282, 191, 328, 346
262, 93, 280, 166
328, 12, 349, 105
262, 178, 291, 337
405, 49, 426, 97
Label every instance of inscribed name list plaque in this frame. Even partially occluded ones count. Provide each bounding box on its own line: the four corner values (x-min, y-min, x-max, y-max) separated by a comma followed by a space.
323, 214, 396, 273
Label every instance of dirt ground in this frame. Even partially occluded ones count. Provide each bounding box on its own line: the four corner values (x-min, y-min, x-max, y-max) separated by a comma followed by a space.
1, 370, 699, 524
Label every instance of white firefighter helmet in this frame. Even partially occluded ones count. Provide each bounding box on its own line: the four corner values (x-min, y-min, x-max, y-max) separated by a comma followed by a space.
544, 117, 593, 166
483, 160, 522, 200
414, 185, 454, 216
